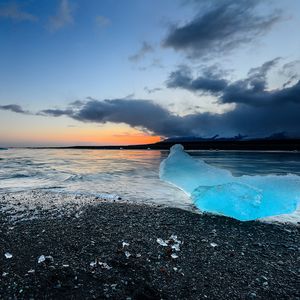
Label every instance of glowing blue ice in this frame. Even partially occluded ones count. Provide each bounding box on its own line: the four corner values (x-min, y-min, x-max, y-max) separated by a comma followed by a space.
159, 144, 300, 221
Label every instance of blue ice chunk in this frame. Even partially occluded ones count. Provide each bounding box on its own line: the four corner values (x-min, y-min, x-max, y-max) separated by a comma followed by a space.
159, 144, 232, 193
192, 182, 297, 221
159, 144, 300, 221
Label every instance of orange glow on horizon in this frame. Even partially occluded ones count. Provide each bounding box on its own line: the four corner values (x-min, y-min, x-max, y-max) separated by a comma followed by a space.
0, 114, 163, 146
41, 127, 162, 145
1, 126, 162, 146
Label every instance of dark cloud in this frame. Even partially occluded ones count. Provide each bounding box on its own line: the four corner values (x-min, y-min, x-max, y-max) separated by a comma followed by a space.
166, 58, 300, 107
280, 60, 300, 88
129, 42, 154, 62
3, 58, 300, 138
68, 100, 86, 107
163, 0, 281, 58
37, 85, 300, 138
0, 104, 29, 114
167, 65, 228, 94
71, 99, 188, 137
38, 109, 74, 117
3, 91, 300, 138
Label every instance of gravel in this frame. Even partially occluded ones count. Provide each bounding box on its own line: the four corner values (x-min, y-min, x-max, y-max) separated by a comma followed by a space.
0, 198, 300, 299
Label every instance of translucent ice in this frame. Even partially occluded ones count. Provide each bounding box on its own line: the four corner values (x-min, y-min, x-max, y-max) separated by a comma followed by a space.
159, 144, 300, 221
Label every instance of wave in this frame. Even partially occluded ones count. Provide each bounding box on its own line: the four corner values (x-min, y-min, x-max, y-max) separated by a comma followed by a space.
1, 173, 32, 179
64, 174, 85, 182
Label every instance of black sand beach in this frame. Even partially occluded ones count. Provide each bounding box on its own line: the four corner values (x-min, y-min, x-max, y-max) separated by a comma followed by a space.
0, 195, 299, 299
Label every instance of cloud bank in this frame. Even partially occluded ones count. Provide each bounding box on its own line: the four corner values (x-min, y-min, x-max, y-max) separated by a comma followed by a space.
1, 58, 299, 138
0, 104, 30, 114
167, 58, 300, 108
163, 0, 281, 58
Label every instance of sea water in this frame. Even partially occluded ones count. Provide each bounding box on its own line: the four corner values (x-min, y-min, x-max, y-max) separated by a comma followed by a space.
1, 148, 300, 223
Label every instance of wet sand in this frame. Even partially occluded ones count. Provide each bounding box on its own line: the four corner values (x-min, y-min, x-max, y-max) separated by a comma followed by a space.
0, 193, 300, 299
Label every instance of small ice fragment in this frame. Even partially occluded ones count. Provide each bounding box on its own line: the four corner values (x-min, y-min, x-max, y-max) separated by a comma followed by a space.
62, 264, 69, 268
46, 255, 54, 262
122, 242, 129, 248
90, 261, 96, 267
38, 255, 54, 264
156, 238, 168, 246
125, 251, 131, 258
2, 272, 8, 277
173, 267, 178, 272
170, 234, 178, 241
4, 253, 12, 259
28, 269, 35, 274
169, 235, 181, 251
38, 255, 45, 263
136, 253, 142, 258
210, 243, 218, 248
90, 260, 112, 269
111, 284, 117, 289
171, 243, 180, 251
171, 253, 178, 259
100, 262, 112, 269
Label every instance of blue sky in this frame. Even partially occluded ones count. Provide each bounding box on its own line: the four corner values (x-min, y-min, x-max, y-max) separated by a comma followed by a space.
0, 0, 300, 146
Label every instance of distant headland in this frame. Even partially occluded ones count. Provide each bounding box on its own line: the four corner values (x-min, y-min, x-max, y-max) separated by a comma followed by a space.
25, 136, 300, 151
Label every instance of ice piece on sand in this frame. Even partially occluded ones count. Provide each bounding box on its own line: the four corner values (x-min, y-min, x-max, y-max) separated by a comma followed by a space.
38, 255, 46, 263
90, 260, 112, 269
159, 144, 300, 221
38, 255, 54, 264
159, 144, 231, 194
156, 238, 168, 246
122, 241, 129, 248
4, 253, 12, 259
192, 182, 298, 221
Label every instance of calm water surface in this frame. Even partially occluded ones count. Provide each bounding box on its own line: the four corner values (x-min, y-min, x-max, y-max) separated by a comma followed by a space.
1, 149, 300, 211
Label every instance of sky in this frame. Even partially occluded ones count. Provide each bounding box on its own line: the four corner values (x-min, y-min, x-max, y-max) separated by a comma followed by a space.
0, 0, 300, 146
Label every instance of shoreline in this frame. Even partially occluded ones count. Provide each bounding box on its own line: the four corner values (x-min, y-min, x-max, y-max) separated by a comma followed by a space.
5, 138, 300, 151
1, 190, 300, 225
1, 196, 300, 299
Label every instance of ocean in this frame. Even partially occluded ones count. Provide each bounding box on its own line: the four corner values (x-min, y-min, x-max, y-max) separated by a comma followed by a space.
1, 148, 300, 223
